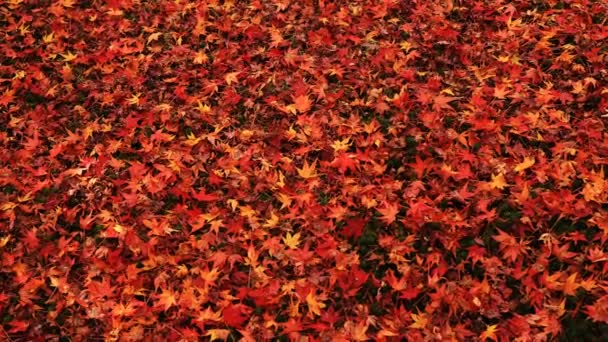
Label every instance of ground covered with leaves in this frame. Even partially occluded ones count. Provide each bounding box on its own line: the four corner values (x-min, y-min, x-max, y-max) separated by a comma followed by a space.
1, 0, 608, 340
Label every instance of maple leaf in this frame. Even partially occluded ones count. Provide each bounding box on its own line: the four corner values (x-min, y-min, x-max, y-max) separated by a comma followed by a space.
331, 153, 358, 173
157, 289, 177, 311
263, 212, 279, 228
8, 320, 29, 333
42, 32, 54, 43
378, 202, 399, 225
489, 173, 507, 190
582, 172, 606, 203
282, 232, 301, 249
342, 217, 366, 239
200, 267, 220, 286
223, 304, 250, 328
0, 88, 15, 106
142, 218, 176, 236
193, 50, 208, 64
205, 329, 231, 341
563, 272, 579, 296
306, 291, 326, 316
292, 94, 312, 113
147, 32, 162, 44
514, 156, 535, 174
480, 324, 498, 341
60, 51, 77, 62
410, 313, 428, 329
348, 320, 369, 341
195, 307, 222, 324
331, 137, 352, 152
127, 93, 142, 105
384, 270, 407, 291
224, 72, 240, 85
276, 192, 293, 209
432, 94, 459, 111
297, 159, 318, 179
191, 189, 219, 201
194, 101, 211, 115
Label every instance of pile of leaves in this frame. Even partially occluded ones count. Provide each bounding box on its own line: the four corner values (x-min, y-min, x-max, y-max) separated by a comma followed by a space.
1, 0, 608, 340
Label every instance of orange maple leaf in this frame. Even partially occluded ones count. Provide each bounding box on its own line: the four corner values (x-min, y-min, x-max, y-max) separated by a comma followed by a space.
293, 94, 312, 113
563, 272, 579, 296
489, 173, 508, 190
514, 156, 535, 174
297, 159, 318, 179
410, 312, 428, 329
480, 324, 498, 341
205, 329, 230, 341
157, 289, 177, 311
306, 291, 326, 316
378, 202, 399, 225
432, 94, 459, 111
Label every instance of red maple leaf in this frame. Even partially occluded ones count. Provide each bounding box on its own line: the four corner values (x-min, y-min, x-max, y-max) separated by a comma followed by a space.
223, 304, 251, 328
342, 217, 367, 239
432, 94, 459, 112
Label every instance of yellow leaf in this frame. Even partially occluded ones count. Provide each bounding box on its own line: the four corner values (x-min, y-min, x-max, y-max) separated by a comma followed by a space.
284, 104, 298, 114
127, 93, 141, 105
582, 172, 606, 203
306, 292, 325, 316
195, 307, 223, 323
282, 232, 300, 249
2, 202, 17, 211
60, 52, 77, 62
225, 72, 239, 85
275, 170, 286, 188
331, 137, 352, 152
571, 81, 585, 95
239, 205, 256, 219
490, 173, 507, 190
245, 246, 258, 267
440, 88, 455, 95
263, 212, 280, 228
205, 329, 230, 341
277, 193, 292, 209
193, 50, 208, 64
285, 125, 297, 140
410, 313, 428, 329
480, 324, 498, 341
297, 160, 318, 179
147, 32, 162, 44
184, 132, 202, 146
59, 0, 75, 7
514, 156, 535, 174
0, 235, 11, 248
17, 192, 33, 202
399, 40, 413, 51
195, 101, 211, 114
227, 199, 239, 211
113, 224, 125, 234
43, 32, 54, 43
496, 55, 510, 63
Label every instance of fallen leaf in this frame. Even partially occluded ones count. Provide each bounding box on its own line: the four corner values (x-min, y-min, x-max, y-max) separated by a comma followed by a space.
297, 160, 318, 179
306, 291, 325, 316
282, 232, 301, 249
293, 94, 312, 113
514, 156, 535, 174
490, 173, 508, 190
